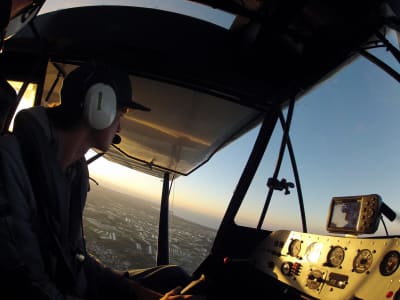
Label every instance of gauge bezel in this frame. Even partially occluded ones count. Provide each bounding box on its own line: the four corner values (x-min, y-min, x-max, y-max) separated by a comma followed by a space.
379, 251, 400, 276
288, 239, 302, 257
306, 270, 324, 290
327, 246, 345, 267
353, 249, 373, 273
281, 262, 293, 276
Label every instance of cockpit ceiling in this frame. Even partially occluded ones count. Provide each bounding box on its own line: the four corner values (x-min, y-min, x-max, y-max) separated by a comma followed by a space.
44, 63, 262, 178
3, 1, 389, 177
6, 2, 386, 112
103, 76, 262, 178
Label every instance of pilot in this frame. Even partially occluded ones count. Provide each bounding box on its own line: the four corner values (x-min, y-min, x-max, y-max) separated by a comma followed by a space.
0, 63, 204, 299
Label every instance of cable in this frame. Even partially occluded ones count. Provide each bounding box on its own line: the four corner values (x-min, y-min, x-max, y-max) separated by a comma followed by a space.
380, 215, 389, 236
88, 177, 99, 186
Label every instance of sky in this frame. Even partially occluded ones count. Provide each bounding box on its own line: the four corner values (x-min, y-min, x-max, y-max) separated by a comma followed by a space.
37, 0, 400, 235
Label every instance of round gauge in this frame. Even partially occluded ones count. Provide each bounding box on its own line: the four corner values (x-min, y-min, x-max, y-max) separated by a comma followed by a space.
353, 249, 373, 273
394, 289, 400, 300
305, 242, 323, 264
379, 251, 400, 276
306, 270, 324, 290
281, 262, 293, 276
288, 239, 302, 257
327, 246, 345, 267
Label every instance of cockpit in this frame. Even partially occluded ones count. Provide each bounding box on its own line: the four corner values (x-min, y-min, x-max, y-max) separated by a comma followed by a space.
0, 1, 399, 299
247, 195, 399, 299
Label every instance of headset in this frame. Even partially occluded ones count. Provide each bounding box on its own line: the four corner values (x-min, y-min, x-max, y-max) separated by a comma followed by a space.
63, 65, 118, 130
83, 81, 117, 130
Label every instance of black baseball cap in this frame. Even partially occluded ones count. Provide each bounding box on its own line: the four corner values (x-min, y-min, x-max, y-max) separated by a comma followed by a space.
61, 63, 151, 112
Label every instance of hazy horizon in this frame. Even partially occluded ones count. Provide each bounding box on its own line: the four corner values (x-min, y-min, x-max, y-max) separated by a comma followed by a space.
88, 177, 222, 230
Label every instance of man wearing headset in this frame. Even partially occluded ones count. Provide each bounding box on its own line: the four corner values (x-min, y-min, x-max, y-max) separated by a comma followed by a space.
0, 63, 205, 299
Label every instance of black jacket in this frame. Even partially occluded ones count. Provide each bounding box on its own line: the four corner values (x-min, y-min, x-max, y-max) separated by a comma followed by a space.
0, 107, 137, 299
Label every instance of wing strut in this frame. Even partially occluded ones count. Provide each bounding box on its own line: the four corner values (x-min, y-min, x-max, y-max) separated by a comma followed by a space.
257, 94, 297, 230
157, 171, 171, 265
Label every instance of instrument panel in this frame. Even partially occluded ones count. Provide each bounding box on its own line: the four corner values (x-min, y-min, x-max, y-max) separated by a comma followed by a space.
251, 230, 400, 300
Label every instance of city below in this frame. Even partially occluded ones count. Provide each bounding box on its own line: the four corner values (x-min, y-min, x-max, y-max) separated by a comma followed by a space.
83, 183, 217, 274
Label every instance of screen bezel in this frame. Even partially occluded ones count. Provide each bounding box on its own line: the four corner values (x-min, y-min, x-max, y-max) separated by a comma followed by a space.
326, 195, 381, 235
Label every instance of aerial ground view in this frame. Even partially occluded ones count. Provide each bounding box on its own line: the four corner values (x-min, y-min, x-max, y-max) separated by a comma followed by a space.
83, 183, 216, 274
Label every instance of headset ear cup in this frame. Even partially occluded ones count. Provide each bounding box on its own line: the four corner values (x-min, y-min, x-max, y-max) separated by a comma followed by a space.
83, 83, 117, 130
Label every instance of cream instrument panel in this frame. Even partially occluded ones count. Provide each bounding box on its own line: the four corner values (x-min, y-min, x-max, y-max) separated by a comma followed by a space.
251, 230, 400, 300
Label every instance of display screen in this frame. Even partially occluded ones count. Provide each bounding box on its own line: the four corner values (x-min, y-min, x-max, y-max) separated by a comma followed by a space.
327, 194, 382, 235
327, 198, 361, 231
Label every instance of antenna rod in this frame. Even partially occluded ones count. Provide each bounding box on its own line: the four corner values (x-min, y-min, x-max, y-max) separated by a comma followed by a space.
381, 202, 396, 221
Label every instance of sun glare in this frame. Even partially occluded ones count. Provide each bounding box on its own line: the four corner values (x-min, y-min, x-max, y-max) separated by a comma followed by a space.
86, 149, 164, 201
7, 81, 37, 131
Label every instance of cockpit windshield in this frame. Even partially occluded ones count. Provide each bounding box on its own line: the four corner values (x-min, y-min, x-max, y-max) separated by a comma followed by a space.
235, 29, 400, 237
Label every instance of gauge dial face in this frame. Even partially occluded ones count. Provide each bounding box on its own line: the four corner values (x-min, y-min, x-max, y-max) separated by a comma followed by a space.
305, 242, 323, 264
327, 246, 345, 267
353, 249, 373, 273
307, 270, 324, 290
288, 239, 302, 257
380, 251, 400, 276
281, 262, 292, 276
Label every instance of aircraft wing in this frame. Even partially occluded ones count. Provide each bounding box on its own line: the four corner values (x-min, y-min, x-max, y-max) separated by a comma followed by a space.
41, 62, 262, 179
101, 75, 262, 178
